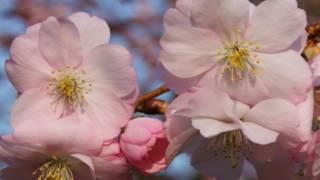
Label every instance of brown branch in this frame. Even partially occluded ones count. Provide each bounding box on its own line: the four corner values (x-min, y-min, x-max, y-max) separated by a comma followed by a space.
307, 22, 320, 39
134, 85, 170, 109
136, 99, 168, 115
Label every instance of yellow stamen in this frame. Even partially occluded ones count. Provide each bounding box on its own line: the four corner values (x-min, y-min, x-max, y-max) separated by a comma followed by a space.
207, 130, 251, 168
33, 156, 74, 180
47, 67, 91, 110
216, 40, 261, 81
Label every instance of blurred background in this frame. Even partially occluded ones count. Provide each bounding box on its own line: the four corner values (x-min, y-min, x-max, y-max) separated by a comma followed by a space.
0, 0, 319, 179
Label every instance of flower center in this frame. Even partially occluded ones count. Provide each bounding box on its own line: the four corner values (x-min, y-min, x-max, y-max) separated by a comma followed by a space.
48, 66, 92, 110
216, 41, 260, 81
33, 156, 74, 180
206, 130, 251, 168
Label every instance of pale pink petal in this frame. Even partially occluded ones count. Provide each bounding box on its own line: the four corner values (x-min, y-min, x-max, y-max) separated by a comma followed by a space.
166, 91, 194, 118
241, 122, 279, 145
10, 114, 104, 155
256, 51, 312, 104
68, 154, 95, 180
39, 17, 82, 68
250, 143, 298, 180
209, 50, 312, 105
5, 60, 50, 92
163, 8, 190, 29
166, 129, 198, 162
98, 141, 122, 158
25, 23, 41, 41
311, 55, 320, 86
296, 90, 314, 142
288, 31, 308, 54
160, 64, 202, 94
9, 32, 52, 74
92, 156, 130, 180
191, 0, 250, 40
68, 12, 110, 56
243, 98, 300, 143
191, 87, 249, 122
82, 90, 131, 140
166, 114, 193, 141
245, 0, 306, 52
165, 92, 196, 140
191, 139, 244, 179
176, 0, 192, 17
11, 88, 64, 128
201, 68, 269, 106
84, 44, 138, 103
192, 118, 240, 138
160, 25, 221, 78
0, 165, 40, 180
0, 137, 46, 163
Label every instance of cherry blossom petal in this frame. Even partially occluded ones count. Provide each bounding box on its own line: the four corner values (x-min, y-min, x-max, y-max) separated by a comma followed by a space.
5, 60, 50, 93
9, 32, 52, 74
311, 55, 320, 86
192, 119, 240, 138
243, 98, 300, 143
92, 156, 130, 180
191, 0, 250, 40
68, 12, 110, 56
163, 8, 190, 29
0, 138, 46, 163
191, 139, 244, 179
166, 129, 198, 163
68, 154, 95, 180
245, 0, 306, 52
39, 17, 82, 69
191, 87, 249, 122
160, 64, 202, 94
256, 51, 312, 104
11, 88, 64, 128
250, 143, 298, 180
176, 0, 192, 17
84, 44, 138, 103
10, 115, 104, 155
288, 31, 308, 54
241, 122, 279, 145
160, 25, 221, 78
0, 164, 41, 180
296, 90, 314, 142
82, 90, 132, 140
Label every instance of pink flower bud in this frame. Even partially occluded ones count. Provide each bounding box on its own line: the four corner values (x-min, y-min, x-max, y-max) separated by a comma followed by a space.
120, 118, 169, 174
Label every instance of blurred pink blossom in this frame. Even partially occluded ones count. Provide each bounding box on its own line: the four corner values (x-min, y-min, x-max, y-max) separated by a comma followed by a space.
160, 0, 311, 105
120, 118, 169, 174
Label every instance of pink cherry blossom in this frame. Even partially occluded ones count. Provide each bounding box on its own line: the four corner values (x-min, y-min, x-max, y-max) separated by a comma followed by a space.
250, 89, 314, 180
160, 0, 311, 105
6, 12, 138, 141
0, 115, 129, 180
165, 86, 304, 179
120, 118, 169, 174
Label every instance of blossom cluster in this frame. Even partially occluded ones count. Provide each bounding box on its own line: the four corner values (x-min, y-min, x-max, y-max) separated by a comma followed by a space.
1, 0, 320, 179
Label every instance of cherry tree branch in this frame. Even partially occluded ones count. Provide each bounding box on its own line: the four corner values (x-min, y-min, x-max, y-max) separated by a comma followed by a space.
134, 85, 170, 114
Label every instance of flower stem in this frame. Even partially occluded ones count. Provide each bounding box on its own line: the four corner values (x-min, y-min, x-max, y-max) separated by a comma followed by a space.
134, 85, 170, 114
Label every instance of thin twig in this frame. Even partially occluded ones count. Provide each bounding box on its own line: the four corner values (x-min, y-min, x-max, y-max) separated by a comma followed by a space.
134, 85, 170, 109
